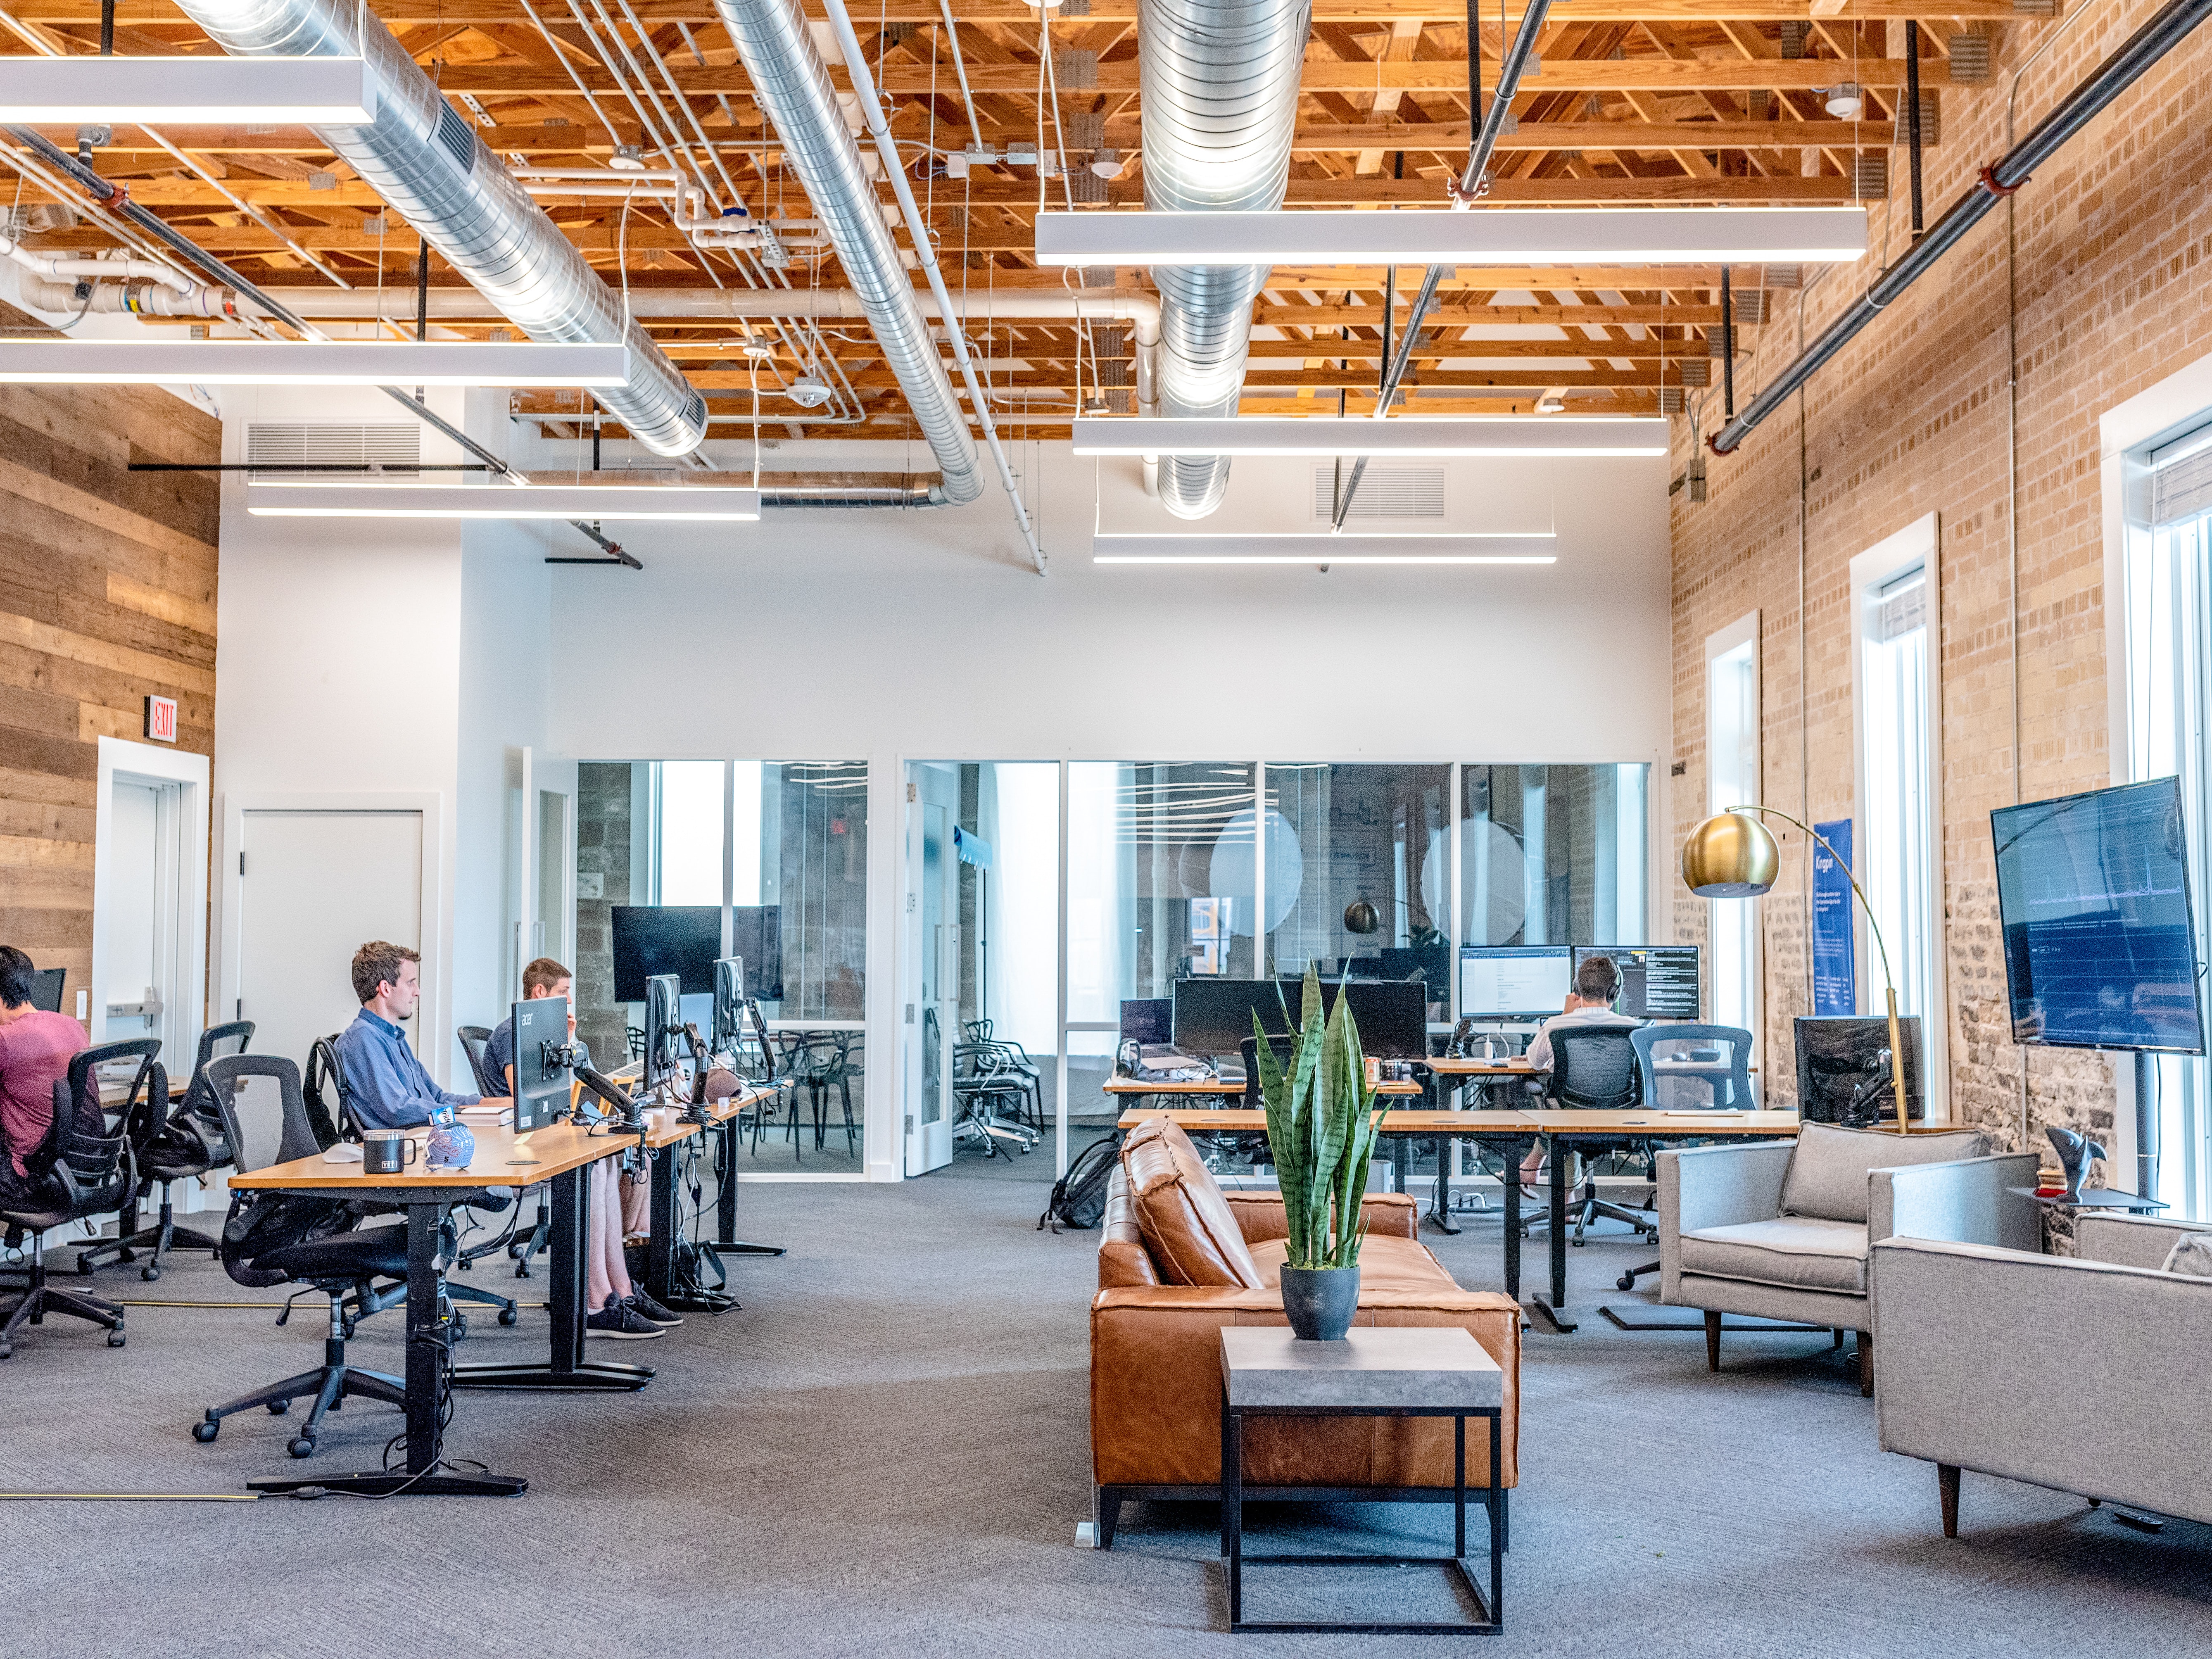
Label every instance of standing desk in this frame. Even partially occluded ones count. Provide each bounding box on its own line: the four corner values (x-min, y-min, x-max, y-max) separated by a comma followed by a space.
636, 1082, 780, 1313
1115, 1106, 1801, 1332
1102, 1077, 1426, 1100
228, 1120, 645, 1497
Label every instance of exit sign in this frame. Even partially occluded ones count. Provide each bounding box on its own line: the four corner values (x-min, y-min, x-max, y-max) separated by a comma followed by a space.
144, 695, 178, 744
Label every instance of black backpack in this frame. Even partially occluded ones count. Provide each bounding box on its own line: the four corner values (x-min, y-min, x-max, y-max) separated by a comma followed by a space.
1038, 1131, 1123, 1234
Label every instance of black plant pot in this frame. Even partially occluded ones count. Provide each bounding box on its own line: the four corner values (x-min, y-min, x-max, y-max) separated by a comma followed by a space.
1280, 1264, 1361, 1342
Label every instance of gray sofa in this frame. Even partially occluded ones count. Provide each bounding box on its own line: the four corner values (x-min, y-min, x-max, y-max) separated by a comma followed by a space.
1872, 1212, 2212, 1534
1658, 1124, 2041, 1393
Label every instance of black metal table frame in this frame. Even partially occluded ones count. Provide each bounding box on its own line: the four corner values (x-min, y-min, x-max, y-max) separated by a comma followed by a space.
1220, 1393, 1502, 1636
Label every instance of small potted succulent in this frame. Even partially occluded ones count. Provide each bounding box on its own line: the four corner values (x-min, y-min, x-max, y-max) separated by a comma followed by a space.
1253, 967, 1380, 1342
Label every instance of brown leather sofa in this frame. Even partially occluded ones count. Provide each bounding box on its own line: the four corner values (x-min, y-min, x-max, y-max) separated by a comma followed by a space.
1091, 1119, 1521, 1547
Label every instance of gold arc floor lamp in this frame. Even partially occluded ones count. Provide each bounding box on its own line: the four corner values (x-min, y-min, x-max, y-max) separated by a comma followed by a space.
1680, 805, 1912, 1135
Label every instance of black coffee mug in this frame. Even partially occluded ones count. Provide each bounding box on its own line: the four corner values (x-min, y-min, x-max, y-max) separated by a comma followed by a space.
362, 1130, 417, 1175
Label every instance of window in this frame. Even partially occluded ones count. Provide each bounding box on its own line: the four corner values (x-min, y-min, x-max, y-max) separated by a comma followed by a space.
1706, 615, 1760, 1037
1457, 765, 1647, 950
1851, 519, 1945, 1113
2129, 423, 2212, 1216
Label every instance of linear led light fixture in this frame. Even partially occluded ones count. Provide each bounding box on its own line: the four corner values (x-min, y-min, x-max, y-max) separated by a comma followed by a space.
0, 341, 630, 387
247, 485, 761, 522
1073, 416, 1667, 458
1093, 536, 1557, 565
1037, 207, 1869, 267
0, 57, 378, 124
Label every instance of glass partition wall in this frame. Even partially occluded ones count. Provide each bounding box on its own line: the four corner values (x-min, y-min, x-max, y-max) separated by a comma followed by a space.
906, 759, 1652, 1177
576, 759, 869, 1176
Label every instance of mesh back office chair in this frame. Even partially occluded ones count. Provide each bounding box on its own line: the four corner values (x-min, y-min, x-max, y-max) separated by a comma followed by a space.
457, 1026, 500, 1096
1535, 1026, 1660, 1249
456, 1024, 554, 1279
0, 1050, 138, 1357
79, 1026, 254, 1280
1611, 1024, 1758, 1292
191, 1054, 411, 1458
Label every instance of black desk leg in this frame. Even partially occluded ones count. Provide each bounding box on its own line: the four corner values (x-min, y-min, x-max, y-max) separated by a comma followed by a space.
250, 1198, 526, 1497
1430, 1135, 1462, 1234
1530, 1135, 1577, 1333
1223, 1402, 1243, 1626
452, 1160, 654, 1393
1502, 1143, 1522, 1302
710, 1119, 784, 1256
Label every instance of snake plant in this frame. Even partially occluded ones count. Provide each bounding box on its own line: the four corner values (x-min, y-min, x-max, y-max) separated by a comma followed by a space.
1252, 966, 1380, 1271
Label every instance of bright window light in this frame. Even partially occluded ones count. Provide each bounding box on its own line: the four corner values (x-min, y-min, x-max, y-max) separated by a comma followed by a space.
0, 340, 630, 387
246, 484, 762, 522
1073, 416, 1668, 457
0, 57, 378, 124
1036, 207, 1869, 267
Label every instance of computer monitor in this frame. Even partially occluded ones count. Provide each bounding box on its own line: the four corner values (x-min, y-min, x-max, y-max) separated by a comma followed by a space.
1795, 1015, 1926, 1125
1379, 944, 1451, 1004
1272, 979, 1429, 1060
511, 994, 572, 1132
732, 905, 784, 1003
1173, 978, 1299, 1055
643, 973, 684, 1097
1573, 946, 1702, 1021
26, 966, 64, 1014
612, 907, 720, 1001
710, 956, 746, 1058
1119, 998, 1171, 1045
1458, 946, 1573, 1018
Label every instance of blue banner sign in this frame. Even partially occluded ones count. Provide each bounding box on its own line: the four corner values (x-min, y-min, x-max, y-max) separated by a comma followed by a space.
1811, 820, 1858, 1017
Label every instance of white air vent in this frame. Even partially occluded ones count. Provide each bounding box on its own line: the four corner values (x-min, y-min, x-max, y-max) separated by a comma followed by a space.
1312, 465, 1445, 521
247, 422, 420, 482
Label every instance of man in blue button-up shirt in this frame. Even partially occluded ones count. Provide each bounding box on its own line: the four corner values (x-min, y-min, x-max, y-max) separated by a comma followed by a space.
334, 942, 479, 1131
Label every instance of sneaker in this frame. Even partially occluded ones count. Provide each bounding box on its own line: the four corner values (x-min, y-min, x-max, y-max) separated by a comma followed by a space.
625, 1289, 683, 1327
586, 1300, 664, 1340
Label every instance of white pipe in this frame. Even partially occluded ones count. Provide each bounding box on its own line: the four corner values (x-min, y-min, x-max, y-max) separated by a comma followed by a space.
1, 235, 197, 294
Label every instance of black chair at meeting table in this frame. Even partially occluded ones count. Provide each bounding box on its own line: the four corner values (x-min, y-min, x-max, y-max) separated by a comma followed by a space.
190, 1053, 412, 1458
1525, 1025, 1658, 1250
0, 1046, 141, 1358
76, 1024, 253, 1280
458, 1024, 552, 1280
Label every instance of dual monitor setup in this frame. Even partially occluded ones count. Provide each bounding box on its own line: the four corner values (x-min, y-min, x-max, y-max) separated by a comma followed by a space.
1457, 944, 1702, 1022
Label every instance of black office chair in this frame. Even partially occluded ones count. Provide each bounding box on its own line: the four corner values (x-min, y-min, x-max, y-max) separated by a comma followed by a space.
1612, 1024, 1758, 1292
1530, 1025, 1658, 1249
63, 1038, 169, 1277
0, 1053, 137, 1357
78, 1027, 252, 1279
190, 1053, 411, 1457
457, 1025, 500, 1096
454, 1024, 552, 1280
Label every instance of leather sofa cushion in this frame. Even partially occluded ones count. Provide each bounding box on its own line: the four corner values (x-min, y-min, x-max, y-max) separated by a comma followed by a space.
1122, 1125, 1265, 1288
1779, 1122, 1989, 1223
1249, 1234, 1459, 1294
1679, 1216, 1869, 1295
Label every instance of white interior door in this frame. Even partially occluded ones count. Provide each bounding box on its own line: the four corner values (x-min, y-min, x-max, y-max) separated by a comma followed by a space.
99, 780, 177, 1060
236, 810, 424, 1070
532, 752, 579, 972
904, 764, 959, 1175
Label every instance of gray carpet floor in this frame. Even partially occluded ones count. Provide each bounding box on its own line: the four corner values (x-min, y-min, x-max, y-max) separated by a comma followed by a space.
6, 1153, 2211, 1659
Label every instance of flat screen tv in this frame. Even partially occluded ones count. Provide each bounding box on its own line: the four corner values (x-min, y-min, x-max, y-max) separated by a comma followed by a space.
612, 906, 720, 1001
1991, 777, 2207, 1055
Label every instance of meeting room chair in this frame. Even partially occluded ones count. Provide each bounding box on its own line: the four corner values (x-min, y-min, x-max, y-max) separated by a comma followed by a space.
190, 1053, 409, 1457
1612, 1024, 1757, 1291
1529, 1025, 1658, 1250
0, 1050, 138, 1357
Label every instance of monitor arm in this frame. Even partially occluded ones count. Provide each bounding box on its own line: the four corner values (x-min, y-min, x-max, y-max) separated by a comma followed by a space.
573, 1064, 645, 1135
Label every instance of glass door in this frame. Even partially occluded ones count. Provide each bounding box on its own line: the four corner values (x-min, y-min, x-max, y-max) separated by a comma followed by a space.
906, 764, 959, 1174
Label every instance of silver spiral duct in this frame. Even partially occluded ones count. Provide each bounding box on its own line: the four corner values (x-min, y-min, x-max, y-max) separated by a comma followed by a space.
1139, 0, 1310, 518
713, 0, 984, 503
165, 0, 707, 456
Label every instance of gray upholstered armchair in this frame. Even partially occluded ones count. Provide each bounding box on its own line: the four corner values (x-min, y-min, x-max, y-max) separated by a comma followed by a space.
1657, 1124, 2041, 1394
1872, 1213, 2212, 1535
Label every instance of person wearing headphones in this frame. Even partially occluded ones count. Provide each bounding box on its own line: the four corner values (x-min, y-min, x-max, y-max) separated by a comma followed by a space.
1519, 953, 1642, 1191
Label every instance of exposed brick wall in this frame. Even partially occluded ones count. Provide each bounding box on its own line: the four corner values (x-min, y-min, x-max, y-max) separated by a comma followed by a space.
1670, 12, 2212, 1155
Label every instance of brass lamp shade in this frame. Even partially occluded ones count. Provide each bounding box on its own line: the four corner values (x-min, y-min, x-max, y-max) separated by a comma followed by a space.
1682, 810, 1782, 898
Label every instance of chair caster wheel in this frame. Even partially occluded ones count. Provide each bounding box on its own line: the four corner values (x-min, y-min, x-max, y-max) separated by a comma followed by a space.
119, 1248, 138, 1264
108, 1330, 126, 1347
498, 1305, 518, 1326
268, 1400, 291, 1415
451, 1314, 468, 1341
0, 1344, 11, 1359
287, 1436, 317, 1459
76, 1257, 97, 1276
1617, 1273, 1637, 1291
142, 1264, 161, 1282
193, 1420, 219, 1443
1570, 1239, 1585, 1248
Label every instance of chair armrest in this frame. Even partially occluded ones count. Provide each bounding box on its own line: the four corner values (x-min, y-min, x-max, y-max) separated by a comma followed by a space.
1870, 1236, 2212, 1523
2074, 1210, 2212, 1269
1659, 1141, 1794, 1303
1870, 1152, 2041, 1252
1224, 1191, 1419, 1245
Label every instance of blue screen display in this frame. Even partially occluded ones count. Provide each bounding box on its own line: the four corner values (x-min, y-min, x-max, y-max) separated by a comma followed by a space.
1991, 778, 2206, 1054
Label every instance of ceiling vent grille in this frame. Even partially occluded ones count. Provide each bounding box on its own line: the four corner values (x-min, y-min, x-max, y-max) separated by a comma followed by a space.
247, 422, 421, 481
1312, 465, 1445, 520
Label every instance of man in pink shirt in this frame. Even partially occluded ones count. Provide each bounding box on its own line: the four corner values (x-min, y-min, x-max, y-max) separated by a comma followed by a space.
0, 945, 91, 1213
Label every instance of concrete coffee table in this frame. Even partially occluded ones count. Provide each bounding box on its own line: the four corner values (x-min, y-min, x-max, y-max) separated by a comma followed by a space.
1218, 1326, 1504, 1635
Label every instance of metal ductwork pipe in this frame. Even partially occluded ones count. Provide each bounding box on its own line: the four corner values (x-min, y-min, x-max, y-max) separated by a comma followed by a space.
1712, 0, 2212, 454
1138, 0, 1310, 518
713, 0, 983, 503
164, 0, 706, 456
